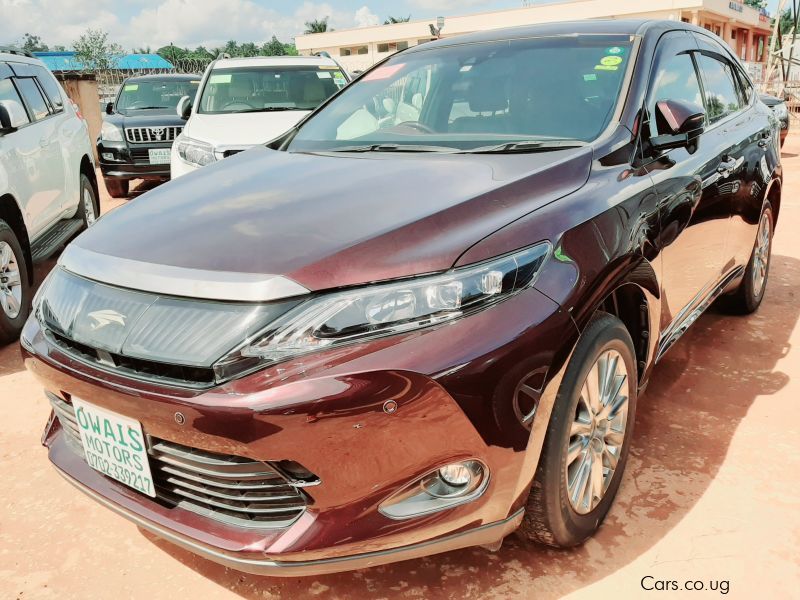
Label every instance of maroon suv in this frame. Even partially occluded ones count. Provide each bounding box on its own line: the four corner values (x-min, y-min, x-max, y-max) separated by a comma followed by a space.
23, 20, 780, 575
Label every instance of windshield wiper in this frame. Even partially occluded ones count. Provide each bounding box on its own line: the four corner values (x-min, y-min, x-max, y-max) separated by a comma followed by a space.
130, 106, 170, 110
466, 139, 589, 153
330, 143, 459, 153
229, 106, 305, 113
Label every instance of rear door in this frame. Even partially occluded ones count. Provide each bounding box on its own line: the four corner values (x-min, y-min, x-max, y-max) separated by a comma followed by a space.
642, 31, 732, 334
10, 63, 68, 232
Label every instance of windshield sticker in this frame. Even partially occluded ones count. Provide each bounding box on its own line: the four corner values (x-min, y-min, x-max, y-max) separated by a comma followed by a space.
363, 63, 405, 81
594, 64, 619, 71
209, 73, 232, 84
606, 46, 624, 55
583, 73, 598, 81
333, 71, 347, 87
123, 84, 138, 91
191, 80, 200, 84
600, 55, 624, 67
319, 65, 339, 69
316, 71, 332, 79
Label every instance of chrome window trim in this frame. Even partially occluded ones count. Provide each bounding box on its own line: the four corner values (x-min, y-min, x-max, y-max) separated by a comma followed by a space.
58, 244, 310, 302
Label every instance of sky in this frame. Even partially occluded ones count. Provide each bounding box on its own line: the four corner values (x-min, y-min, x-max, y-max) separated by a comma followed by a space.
0, 0, 787, 51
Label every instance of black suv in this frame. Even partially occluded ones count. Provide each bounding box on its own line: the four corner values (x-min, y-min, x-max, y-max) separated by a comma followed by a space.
97, 74, 199, 197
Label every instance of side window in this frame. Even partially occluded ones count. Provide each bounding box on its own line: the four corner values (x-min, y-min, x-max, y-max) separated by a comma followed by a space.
695, 54, 742, 124
33, 66, 64, 112
647, 52, 703, 136
0, 78, 31, 127
15, 77, 50, 121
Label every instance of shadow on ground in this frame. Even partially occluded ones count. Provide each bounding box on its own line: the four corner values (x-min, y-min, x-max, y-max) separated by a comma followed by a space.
137, 254, 799, 597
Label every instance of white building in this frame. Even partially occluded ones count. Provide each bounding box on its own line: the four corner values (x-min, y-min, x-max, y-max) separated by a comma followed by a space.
295, 0, 772, 77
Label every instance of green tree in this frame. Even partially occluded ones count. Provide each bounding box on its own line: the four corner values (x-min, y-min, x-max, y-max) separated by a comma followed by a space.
133, 46, 153, 54
304, 17, 330, 34
263, 36, 286, 56
52, 45, 66, 52
744, 0, 766, 9
156, 44, 189, 64
779, 9, 796, 34
73, 28, 124, 71
239, 42, 260, 56
21, 33, 48, 52
384, 15, 411, 24
283, 43, 299, 56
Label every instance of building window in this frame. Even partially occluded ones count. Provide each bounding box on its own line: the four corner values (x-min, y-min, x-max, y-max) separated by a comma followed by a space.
357, 46, 368, 55
377, 41, 409, 54
681, 17, 690, 23
340, 46, 368, 56
417, 38, 435, 45
340, 48, 351, 56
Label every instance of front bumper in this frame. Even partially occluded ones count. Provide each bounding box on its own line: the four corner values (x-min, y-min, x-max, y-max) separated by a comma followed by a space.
97, 139, 173, 180
24, 285, 576, 574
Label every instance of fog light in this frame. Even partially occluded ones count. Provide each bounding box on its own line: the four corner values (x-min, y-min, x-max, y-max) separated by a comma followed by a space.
101, 152, 114, 161
439, 463, 472, 487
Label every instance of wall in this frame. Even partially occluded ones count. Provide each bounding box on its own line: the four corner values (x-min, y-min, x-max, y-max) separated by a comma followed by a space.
56, 73, 102, 161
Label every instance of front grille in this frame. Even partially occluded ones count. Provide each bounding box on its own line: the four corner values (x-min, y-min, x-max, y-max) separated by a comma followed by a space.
125, 126, 182, 144
130, 148, 151, 164
48, 330, 216, 388
48, 392, 309, 528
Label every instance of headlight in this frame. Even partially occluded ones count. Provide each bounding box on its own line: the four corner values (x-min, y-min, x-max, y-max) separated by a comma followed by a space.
772, 102, 789, 120
214, 242, 551, 379
175, 134, 216, 167
100, 121, 123, 141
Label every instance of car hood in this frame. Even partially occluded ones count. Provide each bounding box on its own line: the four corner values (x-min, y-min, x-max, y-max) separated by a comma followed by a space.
105, 111, 186, 129
70, 146, 592, 294
183, 112, 311, 148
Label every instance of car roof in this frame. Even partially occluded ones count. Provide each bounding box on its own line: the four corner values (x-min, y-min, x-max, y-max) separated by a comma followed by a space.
124, 73, 201, 83
0, 50, 44, 65
405, 19, 696, 53
212, 55, 340, 69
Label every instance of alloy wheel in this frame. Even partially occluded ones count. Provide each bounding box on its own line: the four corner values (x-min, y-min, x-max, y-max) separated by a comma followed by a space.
565, 349, 629, 515
84, 187, 97, 226
513, 368, 546, 430
0, 241, 22, 319
751, 210, 771, 298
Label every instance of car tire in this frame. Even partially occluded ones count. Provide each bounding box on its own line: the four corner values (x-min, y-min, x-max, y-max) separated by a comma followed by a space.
80, 173, 99, 228
0, 220, 31, 345
722, 201, 773, 315
104, 178, 129, 199
519, 312, 637, 548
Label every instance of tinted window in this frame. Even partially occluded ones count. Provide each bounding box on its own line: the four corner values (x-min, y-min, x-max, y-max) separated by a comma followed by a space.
289, 36, 633, 151
648, 53, 703, 136
15, 77, 50, 120
33, 65, 64, 111
116, 79, 200, 113
696, 54, 742, 123
0, 78, 31, 127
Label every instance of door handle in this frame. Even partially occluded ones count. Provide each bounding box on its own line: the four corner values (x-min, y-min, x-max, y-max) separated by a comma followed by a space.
39, 137, 50, 147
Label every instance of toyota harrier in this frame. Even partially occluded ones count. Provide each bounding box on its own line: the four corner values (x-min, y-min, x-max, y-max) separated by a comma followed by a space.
23, 21, 780, 575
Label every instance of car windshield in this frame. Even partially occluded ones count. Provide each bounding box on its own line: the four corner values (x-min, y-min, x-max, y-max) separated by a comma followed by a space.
116, 79, 200, 113
288, 36, 633, 153
198, 65, 348, 114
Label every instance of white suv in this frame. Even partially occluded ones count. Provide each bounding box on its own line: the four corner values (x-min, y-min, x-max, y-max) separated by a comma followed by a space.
171, 55, 349, 177
0, 49, 98, 343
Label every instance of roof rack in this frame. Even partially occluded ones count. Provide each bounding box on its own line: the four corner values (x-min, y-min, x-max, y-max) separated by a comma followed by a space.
0, 46, 34, 58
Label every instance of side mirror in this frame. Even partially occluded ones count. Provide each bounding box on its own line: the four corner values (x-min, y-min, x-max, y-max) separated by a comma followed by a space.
650, 99, 705, 152
105, 101, 114, 115
0, 102, 16, 135
177, 95, 192, 120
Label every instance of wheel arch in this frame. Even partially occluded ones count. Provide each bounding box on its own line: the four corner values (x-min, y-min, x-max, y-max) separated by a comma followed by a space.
0, 193, 33, 281
766, 176, 781, 227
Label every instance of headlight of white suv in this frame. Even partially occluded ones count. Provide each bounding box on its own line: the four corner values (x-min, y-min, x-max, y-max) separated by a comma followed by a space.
175, 135, 216, 167
213, 242, 552, 380
100, 121, 123, 142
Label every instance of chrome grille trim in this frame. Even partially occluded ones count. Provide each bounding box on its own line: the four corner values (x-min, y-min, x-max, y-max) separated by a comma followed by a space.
47, 393, 308, 528
125, 126, 182, 143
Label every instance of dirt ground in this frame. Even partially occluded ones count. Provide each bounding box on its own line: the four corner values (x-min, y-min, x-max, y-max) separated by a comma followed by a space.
2, 136, 799, 600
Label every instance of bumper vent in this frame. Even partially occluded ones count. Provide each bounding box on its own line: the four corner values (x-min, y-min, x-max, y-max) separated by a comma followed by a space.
125, 126, 182, 143
48, 392, 310, 529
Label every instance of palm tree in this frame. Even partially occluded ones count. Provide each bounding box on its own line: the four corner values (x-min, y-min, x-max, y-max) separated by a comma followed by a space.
384, 16, 411, 24
304, 17, 330, 34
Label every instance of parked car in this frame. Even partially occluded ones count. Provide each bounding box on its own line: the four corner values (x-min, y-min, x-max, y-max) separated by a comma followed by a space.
98, 74, 200, 197
760, 93, 789, 146
25, 20, 780, 575
170, 55, 349, 177
0, 49, 98, 344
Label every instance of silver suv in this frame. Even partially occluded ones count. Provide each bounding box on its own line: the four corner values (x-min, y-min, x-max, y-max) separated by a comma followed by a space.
0, 48, 98, 343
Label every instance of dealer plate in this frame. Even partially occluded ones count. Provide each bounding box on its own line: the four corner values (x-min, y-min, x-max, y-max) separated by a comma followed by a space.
72, 397, 156, 497
148, 148, 171, 164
